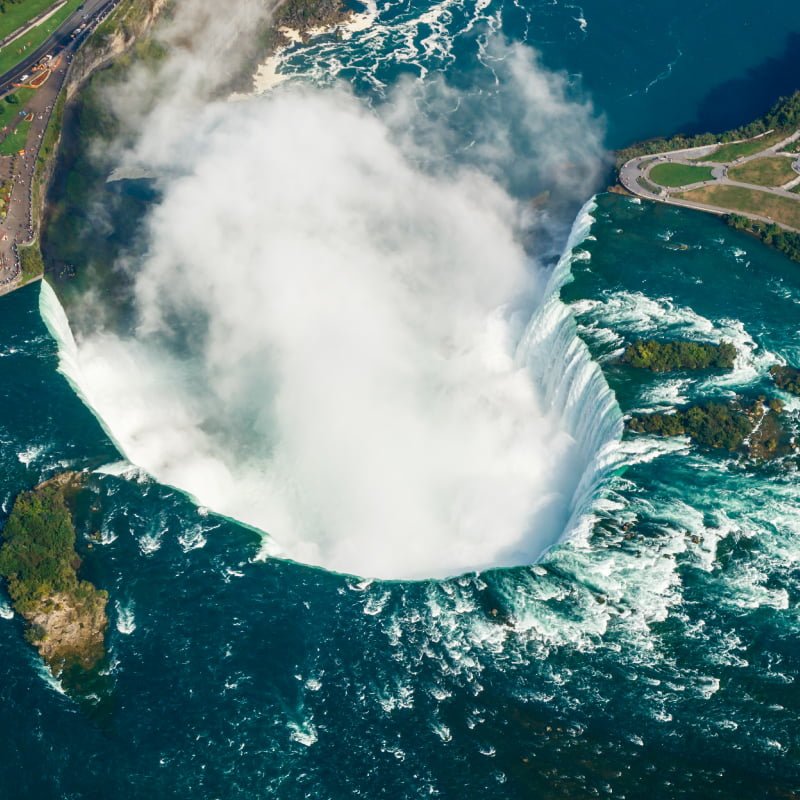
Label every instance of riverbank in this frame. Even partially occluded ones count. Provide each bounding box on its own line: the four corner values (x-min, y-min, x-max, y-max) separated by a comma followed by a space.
616, 97, 800, 251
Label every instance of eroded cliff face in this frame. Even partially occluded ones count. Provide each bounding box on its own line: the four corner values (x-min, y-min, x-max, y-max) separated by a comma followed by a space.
66, 0, 170, 99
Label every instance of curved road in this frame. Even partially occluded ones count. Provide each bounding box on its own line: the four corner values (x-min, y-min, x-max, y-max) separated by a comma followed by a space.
0, 0, 117, 91
619, 130, 800, 234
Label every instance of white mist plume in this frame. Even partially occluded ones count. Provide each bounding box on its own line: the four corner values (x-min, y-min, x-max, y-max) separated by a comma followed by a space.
60, 4, 611, 579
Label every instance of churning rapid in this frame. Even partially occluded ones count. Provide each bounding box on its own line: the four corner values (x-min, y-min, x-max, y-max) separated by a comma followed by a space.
38, 73, 621, 579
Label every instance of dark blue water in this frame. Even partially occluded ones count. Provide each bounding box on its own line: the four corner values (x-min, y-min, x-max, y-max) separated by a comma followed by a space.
2, 1, 800, 797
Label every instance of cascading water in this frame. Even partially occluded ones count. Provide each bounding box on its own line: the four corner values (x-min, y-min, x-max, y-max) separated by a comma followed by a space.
516, 197, 623, 552
38, 194, 623, 579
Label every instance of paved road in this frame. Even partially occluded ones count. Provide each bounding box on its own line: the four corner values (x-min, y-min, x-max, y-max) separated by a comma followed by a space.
619, 130, 800, 233
0, 0, 120, 289
0, 0, 116, 90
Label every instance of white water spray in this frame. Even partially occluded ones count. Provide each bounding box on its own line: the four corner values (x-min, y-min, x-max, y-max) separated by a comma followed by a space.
38, 51, 621, 580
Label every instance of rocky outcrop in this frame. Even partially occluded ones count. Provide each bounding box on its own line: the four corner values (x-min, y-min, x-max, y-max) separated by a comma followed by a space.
0, 473, 108, 675
65, 0, 169, 98
26, 589, 107, 672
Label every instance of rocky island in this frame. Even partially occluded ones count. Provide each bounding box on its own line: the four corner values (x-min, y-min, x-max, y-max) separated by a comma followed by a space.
621, 340, 736, 372
770, 364, 800, 396
0, 473, 107, 675
627, 397, 794, 461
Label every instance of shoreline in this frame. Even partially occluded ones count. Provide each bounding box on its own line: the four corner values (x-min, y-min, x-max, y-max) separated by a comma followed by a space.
230, 2, 377, 99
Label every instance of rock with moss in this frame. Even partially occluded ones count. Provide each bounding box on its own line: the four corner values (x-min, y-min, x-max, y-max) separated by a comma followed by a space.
627, 398, 794, 459
621, 340, 736, 372
0, 474, 107, 674
770, 364, 800, 396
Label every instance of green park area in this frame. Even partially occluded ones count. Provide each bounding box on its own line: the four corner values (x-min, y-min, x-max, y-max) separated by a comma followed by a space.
0, 0, 60, 41
702, 131, 787, 163
0, 86, 36, 155
0, 115, 31, 154
649, 162, 715, 188
678, 184, 800, 230
727, 156, 798, 187
0, 0, 82, 76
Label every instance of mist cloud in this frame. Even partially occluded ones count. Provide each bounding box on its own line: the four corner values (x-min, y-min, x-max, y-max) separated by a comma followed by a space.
65, 7, 608, 579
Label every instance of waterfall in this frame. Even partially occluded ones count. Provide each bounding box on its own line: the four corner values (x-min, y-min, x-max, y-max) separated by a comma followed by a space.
38, 196, 623, 578
517, 197, 624, 553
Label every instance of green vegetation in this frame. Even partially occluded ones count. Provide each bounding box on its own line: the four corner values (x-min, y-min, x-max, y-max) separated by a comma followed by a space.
678, 185, 800, 230
0, 0, 83, 77
727, 156, 798, 187
727, 215, 800, 263
264, 0, 346, 49
2, 85, 33, 105
616, 90, 800, 166
649, 163, 714, 188
0, 478, 81, 615
0, 88, 37, 160
770, 365, 800, 396
31, 73, 64, 227
0, 114, 30, 154
627, 399, 790, 459
42, 40, 162, 303
18, 240, 44, 282
0, 0, 59, 42
0, 177, 11, 218
636, 175, 660, 194
0, 475, 107, 672
622, 340, 736, 372
629, 402, 751, 450
702, 132, 787, 163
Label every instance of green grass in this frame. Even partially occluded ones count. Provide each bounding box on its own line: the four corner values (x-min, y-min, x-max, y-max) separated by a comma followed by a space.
649, 162, 715, 187
0, 115, 31, 154
0, 0, 61, 43
0, 0, 82, 77
702, 131, 787, 163
678, 184, 800, 230
728, 156, 798, 187
18, 241, 44, 282
636, 175, 660, 194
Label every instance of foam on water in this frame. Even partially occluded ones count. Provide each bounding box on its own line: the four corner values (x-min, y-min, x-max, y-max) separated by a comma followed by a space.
115, 600, 136, 634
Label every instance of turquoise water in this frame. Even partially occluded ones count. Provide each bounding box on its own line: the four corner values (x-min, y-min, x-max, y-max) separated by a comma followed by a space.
2, 0, 800, 797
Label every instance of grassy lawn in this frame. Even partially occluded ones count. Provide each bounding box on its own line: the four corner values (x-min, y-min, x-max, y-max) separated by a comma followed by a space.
701, 131, 787, 163
0, 115, 31, 155
0, 0, 60, 42
677, 184, 800, 230
0, 116, 31, 154
649, 162, 715, 187
728, 156, 798, 187
0, 0, 82, 77
637, 175, 660, 194
0, 85, 35, 106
